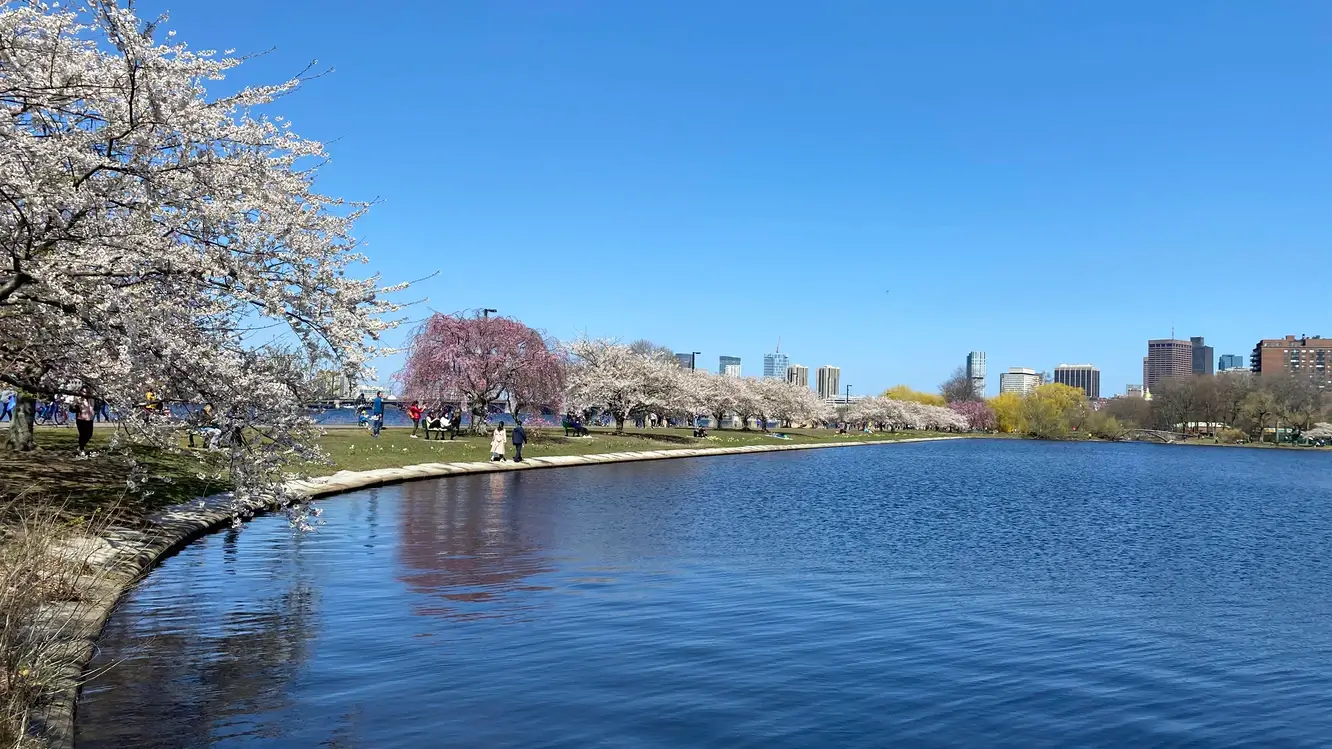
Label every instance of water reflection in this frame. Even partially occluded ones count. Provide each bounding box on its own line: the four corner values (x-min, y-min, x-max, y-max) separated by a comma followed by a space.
77, 530, 321, 749
395, 473, 555, 622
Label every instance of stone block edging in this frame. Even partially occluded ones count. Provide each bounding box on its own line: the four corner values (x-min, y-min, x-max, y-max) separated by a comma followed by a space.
33, 435, 958, 748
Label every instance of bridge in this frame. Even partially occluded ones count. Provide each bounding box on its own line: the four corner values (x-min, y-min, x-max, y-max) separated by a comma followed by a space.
1121, 428, 1191, 443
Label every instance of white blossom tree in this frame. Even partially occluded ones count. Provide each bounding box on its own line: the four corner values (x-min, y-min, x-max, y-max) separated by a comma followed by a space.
563, 338, 679, 433
0, 2, 399, 506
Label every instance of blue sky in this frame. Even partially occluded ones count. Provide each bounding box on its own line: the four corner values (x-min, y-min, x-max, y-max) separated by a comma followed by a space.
144, 0, 1330, 396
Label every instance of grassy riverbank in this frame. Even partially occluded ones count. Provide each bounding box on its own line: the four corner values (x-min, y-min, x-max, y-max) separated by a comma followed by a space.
0, 424, 946, 521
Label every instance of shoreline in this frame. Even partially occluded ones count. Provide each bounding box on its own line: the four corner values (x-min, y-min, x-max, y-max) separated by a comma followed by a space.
30, 435, 960, 749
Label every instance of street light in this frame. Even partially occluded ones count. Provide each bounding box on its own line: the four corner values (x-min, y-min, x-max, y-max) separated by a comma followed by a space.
691, 351, 701, 371
482, 308, 497, 318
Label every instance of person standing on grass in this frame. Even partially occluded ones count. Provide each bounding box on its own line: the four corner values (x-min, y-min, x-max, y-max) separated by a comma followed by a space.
75, 386, 95, 453
408, 400, 423, 438
490, 423, 507, 461
371, 391, 384, 438
512, 419, 527, 462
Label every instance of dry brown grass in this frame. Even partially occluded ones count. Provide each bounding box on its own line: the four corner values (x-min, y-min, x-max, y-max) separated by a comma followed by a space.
1, 496, 118, 748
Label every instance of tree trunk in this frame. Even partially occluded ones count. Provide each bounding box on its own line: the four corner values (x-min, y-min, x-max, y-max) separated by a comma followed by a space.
4, 394, 36, 451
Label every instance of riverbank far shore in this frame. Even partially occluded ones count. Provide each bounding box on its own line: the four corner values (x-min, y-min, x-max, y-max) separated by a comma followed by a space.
10, 431, 959, 749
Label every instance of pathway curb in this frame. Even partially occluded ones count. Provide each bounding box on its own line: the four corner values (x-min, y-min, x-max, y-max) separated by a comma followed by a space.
31, 435, 959, 748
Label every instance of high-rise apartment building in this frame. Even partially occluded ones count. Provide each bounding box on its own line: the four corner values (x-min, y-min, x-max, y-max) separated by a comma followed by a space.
718, 356, 741, 376
998, 367, 1040, 395
1191, 336, 1215, 376
966, 351, 987, 396
1144, 339, 1193, 392
816, 366, 841, 400
1217, 354, 1246, 372
1250, 335, 1332, 389
763, 351, 790, 380
786, 364, 809, 388
1054, 364, 1101, 399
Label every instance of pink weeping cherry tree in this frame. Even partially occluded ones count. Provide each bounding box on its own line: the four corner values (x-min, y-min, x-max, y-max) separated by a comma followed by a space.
394, 311, 564, 432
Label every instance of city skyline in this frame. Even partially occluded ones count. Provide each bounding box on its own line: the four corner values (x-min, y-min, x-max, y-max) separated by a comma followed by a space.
149, 1, 1332, 399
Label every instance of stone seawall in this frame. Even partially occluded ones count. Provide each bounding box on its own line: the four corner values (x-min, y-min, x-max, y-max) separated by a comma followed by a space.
31, 436, 959, 748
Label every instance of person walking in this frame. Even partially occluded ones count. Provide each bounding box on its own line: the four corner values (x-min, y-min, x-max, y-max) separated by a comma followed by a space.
447, 408, 460, 440
408, 400, 423, 438
75, 387, 95, 453
490, 423, 507, 461
371, 391, 384, 438
512, 419, 527, 462
0, 389, 13, 422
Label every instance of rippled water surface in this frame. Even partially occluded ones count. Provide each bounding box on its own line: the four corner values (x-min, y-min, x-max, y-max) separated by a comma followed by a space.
77, 440, 1332, 747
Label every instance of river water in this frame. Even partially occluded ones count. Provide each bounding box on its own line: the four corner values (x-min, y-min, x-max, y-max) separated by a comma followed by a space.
76, 440, 1332, 747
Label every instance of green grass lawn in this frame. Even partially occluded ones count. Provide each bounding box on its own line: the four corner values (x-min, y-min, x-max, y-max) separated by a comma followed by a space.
1, 423, 950, 522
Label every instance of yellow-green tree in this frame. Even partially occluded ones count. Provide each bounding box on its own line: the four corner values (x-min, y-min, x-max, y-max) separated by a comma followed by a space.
882, 385, 946, 407
1021, 383, 1090, 439
988, 393, 1026, 433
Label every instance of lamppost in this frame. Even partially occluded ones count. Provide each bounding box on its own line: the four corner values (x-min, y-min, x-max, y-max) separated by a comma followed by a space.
691, 351, 701, 371
482, 308, 497, 318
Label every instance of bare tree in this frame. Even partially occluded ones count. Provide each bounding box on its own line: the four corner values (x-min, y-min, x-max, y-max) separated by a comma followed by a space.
939, 366, 979, 403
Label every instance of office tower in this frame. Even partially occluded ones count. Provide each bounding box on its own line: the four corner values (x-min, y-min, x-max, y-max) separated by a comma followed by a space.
1053, 364, 1101, 399
998, 367, 1040, 395
1191, 336, 1215, 376
674, 352, 695, 369
718, 355, 741, 376
763, 351, 790, 380
1126, 384, 1144, 398
786, 364, 809, 388
1217, 354, 1245, 372
966, 351, 987, 396
1250, 335, 1332, 389
1144, 339, 1193, 392
816, 366, 841, 400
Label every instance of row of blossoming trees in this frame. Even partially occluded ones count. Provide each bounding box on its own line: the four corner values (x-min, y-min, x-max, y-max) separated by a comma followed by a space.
1, 2, 399, 505
395, 314, 843, 433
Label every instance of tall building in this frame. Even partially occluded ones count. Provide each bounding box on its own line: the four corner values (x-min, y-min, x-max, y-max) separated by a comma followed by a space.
1144, 339, 1193, 392
763, 351, 790, 380
816, 366, 841, 400
1191, 336, 1215, 376
786, 364, 809, 388
1250, 335, 1332, 389
718, 355, 741, 376
966, 351, 987, 396
1217, 354, 1246, 372
1126, 384, 1144, 398
1053, 364, 1101, 399
998, 367, 1040, 395
674, 352, 696, 369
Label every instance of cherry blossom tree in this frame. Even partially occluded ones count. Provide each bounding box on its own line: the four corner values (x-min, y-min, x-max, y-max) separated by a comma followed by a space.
949, 400, 996, 431
395, 312, 563, 431
0, 2, 400, 508
563, 338, 679, 433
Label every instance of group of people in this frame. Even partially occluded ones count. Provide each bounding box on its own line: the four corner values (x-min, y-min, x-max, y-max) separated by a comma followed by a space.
488, 421, 527, 462
406, 400, 465, 440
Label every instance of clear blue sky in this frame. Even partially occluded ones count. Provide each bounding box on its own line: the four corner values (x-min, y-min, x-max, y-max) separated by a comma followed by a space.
145, 0, 1330, 396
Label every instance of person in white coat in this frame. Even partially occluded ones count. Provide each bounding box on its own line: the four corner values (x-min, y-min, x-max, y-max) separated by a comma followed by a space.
490, 424, 507, 461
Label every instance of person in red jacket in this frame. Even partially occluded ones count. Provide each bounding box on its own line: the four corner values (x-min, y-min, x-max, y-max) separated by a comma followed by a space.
408, 400, 423, 438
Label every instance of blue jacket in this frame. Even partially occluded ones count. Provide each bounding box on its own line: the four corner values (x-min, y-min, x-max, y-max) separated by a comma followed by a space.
371, 397, 384, 416
512, 425, 526, 445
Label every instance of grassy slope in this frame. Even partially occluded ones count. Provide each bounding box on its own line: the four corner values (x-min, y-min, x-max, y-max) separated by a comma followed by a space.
1, 424, 943, 521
